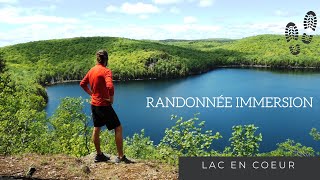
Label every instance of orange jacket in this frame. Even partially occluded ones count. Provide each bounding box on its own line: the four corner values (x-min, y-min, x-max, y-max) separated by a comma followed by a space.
80, 64, 114, 106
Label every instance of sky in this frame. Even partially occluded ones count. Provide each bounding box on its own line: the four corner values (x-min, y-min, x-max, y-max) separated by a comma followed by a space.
0, 0, 319, 47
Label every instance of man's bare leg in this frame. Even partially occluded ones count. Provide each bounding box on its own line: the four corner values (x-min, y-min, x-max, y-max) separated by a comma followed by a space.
115, 125, 124, 158
93, 127, 102, 155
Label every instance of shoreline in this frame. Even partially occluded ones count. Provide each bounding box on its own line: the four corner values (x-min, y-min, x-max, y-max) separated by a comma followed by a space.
217, 64, 320, 69
46, 77, 159, 86
45, 65, 320, 86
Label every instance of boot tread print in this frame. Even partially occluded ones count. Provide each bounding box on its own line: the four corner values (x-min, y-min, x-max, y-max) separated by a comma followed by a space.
304, 11, 317, 31
302, 33, 313, 44
285, 11, 317, 55
285, 22, 300, 55
285, 22, 299, 42
302, 11, 317, 44
289, 44, 300, 55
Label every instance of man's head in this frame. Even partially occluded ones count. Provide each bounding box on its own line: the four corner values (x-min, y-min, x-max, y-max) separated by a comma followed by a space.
96, 50, 108, 66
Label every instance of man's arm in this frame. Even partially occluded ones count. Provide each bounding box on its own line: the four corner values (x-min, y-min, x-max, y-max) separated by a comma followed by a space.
80, 73, 93, 96
105, 69, 114, 104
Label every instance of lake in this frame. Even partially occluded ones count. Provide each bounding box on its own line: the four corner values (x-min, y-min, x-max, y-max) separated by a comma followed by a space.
45, 68, 320, 152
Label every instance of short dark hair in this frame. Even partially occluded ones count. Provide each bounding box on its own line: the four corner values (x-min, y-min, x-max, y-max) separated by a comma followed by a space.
96, 50, 108, 65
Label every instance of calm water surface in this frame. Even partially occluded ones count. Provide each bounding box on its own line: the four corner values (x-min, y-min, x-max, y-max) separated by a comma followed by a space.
45, 68, 320, 152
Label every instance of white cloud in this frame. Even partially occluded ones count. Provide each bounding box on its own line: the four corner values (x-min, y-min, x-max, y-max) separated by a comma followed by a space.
158, 24, 221, 39
48, 5, 57, 11
0, 6, 79, 24
21, 15, 79, 24
161, 24, 220, 33
83, 11, 98, 17
153, 0, 183, 4
139, 15, 149, 19
224, 21, 288, 38
247, 22, 285, 33
122, 2, 160, 14
0, 17, 299, 47
0, 0, 18, 4
274, 10, 289, 17
199, 0, 215, 7
39, 0, 61, 2
106, 5, 118, 13
4, 20, 301, 47
0, 24, 50, 46
106, 2, 160, 15
169, 7, 180, 14
0, 22, 222, 47
184, 16, 197, 24
0, 6, 19, 17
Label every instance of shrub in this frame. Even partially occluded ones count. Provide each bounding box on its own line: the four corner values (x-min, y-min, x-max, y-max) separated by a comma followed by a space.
49, 97, 91, 157
229, 124, 262, 156
160, 114, 222, 157
261, 139, 315, 157
125, 129, 157, 160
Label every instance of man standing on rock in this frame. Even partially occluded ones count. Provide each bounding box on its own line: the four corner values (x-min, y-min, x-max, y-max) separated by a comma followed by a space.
80, 50, 132, 163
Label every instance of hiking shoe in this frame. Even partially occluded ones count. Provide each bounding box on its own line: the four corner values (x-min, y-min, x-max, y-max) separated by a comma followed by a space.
94, 153, 110, 162
115, 155, 134, 164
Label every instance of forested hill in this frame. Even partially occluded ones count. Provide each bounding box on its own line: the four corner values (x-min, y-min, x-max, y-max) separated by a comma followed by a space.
162, 35, 320, 67
0, 36, 223, 84
0, 35, 320, 85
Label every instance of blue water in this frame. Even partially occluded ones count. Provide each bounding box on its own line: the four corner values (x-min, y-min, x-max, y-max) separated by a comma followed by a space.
45, 68, 320, 152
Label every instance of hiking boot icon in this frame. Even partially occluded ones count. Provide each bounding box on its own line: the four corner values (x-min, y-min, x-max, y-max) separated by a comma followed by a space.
285, 11, 317, 55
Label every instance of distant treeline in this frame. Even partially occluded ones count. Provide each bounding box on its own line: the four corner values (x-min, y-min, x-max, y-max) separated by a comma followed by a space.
1, 35, 320, 86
